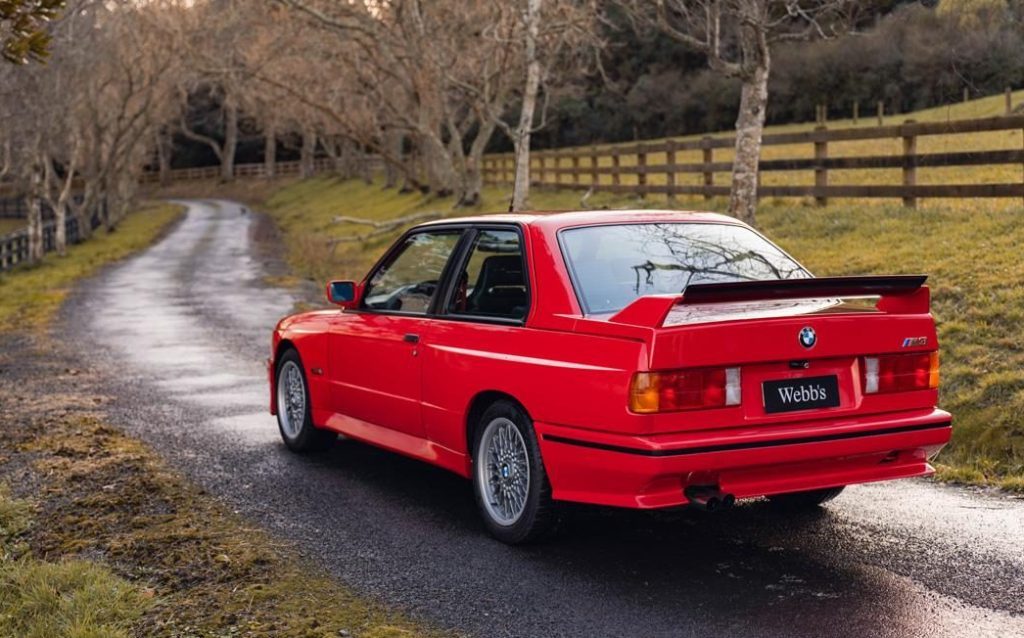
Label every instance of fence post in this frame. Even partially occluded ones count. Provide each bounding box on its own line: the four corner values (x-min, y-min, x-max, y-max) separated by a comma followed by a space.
852, 101, 859, 125
590, 146, 599, 190
963, 87, 970, 103
572, 152, 581, 188
877, 101, 884, 127
701, 136, 714, 200
814, 125, 829, 207
636, 143, 647, 198
902, 119, 917, 209
538, 152, 546, 186
665, 139, 677, 205
1007, 87, 1013, 114
611, 148, 621, 190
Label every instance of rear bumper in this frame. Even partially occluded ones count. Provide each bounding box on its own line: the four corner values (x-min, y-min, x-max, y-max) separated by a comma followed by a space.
535, 408, 952, 509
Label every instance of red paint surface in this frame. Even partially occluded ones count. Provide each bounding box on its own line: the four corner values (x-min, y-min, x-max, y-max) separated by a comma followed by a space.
270, 210, 951, 508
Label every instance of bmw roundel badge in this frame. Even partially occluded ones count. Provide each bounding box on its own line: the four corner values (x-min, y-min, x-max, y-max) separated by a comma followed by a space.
799, 326, 817, 349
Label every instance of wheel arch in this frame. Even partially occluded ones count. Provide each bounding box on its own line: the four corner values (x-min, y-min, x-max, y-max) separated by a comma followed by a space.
465, 390, 531, 457
275, 338, 297, 367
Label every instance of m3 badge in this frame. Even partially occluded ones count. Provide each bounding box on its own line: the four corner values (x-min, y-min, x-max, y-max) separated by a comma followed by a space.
901, 337, 928, 348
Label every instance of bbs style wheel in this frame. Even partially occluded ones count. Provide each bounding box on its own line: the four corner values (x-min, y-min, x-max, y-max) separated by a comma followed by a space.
275, 348, 336, 453
472, 400, 556, 544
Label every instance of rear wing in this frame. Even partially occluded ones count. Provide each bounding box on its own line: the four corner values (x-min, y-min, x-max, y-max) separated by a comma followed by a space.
608, 275, 930, 328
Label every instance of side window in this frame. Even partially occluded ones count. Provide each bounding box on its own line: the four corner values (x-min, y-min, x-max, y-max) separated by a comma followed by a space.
448, 229, 528, 321
363, 230, 462, 314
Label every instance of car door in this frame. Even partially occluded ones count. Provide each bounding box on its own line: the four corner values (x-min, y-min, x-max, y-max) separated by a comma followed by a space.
421, 225, 532, 453
327, 228, 465, 439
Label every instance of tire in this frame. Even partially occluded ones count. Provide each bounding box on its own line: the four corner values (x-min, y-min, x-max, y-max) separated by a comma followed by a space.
275, 349, 337, 453
767, 486, 845, 510
471, 400, 556, 544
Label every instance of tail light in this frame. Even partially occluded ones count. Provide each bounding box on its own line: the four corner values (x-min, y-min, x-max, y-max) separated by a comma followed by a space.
629, 367, 741, 414
862, 352, 939, 394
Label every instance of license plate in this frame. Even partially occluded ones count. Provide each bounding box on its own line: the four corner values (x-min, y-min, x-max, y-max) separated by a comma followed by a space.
762, 375, 840, 414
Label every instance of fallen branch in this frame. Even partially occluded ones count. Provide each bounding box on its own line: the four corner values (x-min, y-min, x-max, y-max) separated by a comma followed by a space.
329, 210, 445, 246
333, 210, 443, 229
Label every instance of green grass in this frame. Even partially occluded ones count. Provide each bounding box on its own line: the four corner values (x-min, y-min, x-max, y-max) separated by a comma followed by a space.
259, 175, 1024, 492
0, 203, 183, 333
0, 485, 147, 638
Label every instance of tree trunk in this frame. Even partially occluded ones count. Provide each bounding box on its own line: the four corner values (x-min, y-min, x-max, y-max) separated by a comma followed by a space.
511, 0, 543, 212
264, 125, 277, 179
300, 128, 317, 178
359, 146, 373, 185
727, 59, 770, 226
221, 103, 238, 182
420, 132, 457, 197
383, 129, 402, 189
461, 119, 498, 207
27, 165, 44, 264
156, 130, 173, 187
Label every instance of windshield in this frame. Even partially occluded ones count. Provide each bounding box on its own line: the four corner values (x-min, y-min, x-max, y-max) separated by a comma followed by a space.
560, 222, 810, 314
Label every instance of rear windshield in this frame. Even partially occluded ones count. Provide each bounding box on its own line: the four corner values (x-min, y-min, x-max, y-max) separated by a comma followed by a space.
560, 223, 809, 314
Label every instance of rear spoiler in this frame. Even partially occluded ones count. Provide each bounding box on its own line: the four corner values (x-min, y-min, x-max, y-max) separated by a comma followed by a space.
608, 275, 929, 328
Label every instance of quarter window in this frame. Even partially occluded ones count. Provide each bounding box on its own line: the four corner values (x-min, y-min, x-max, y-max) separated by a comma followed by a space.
448, 229, 528, 321
363, 230, 462, 314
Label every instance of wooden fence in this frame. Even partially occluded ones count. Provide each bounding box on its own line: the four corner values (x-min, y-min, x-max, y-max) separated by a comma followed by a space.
0, 213, 97, 271
138, 157, 381, 183
482, 114, 1024, 208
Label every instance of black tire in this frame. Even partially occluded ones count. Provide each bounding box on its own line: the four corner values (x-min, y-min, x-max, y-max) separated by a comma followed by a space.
471, 400, 557, 544
767, 486, 845, 510
275, 349, 337, 453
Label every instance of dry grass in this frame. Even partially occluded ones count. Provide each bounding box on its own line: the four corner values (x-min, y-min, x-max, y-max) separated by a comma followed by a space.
0, 484, 147, 638
0, 341, 445, 638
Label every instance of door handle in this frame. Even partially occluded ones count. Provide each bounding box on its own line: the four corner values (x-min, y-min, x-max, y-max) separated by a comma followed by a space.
403, 333, 420, 344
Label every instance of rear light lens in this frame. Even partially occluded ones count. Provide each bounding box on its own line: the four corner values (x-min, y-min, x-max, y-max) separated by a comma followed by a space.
629, 367, 741, 414
862, 352, 939, 394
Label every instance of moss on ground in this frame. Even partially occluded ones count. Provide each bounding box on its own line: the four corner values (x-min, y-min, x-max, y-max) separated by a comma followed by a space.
0, 203, 184, 332
0, 340, 444, 638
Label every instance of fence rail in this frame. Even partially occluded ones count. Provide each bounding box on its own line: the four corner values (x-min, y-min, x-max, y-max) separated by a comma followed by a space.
0, 213, 97, 272
138, 158, 380, 184
482, 113, 1024, 208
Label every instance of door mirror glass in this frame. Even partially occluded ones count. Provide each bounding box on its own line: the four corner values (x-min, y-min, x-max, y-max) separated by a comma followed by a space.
327, 280, 360, 308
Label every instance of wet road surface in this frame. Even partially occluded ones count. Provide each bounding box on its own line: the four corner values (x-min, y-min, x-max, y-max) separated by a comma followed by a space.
68, 200, 1024, 638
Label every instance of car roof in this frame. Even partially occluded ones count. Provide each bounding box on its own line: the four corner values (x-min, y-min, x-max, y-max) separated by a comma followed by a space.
418, 209, 744, 231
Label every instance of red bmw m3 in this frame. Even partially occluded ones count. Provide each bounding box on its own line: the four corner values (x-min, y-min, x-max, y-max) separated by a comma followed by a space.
268, 210, 951, 544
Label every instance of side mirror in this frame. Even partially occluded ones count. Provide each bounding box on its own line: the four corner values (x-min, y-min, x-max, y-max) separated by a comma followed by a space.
326, 280, 361, 309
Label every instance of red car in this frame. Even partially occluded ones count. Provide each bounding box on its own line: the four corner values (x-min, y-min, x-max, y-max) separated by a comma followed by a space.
269, 210, 951, 544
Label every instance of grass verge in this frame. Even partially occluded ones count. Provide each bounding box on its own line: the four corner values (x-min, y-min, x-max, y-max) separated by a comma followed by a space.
249, 176, 1023, 492
0, 337, 441, 637
0, 202, 184, 332
0, 198, 442, 637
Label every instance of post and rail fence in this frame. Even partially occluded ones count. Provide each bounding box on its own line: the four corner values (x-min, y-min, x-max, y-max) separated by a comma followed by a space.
482, 113, 1024, 209
5, 113, 1024, 272
0, 212, 99, 272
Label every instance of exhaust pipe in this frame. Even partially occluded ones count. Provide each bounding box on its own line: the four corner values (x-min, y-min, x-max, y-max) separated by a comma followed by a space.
685, 485, 735, 512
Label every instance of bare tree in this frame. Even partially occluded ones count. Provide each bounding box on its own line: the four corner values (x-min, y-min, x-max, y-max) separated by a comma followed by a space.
625, 0, 852, 225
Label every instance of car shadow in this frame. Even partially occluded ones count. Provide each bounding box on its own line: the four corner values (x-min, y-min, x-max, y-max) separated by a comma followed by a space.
290, 437, 938, 637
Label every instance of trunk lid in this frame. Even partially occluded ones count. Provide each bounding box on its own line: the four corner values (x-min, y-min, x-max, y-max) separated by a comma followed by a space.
608, 276, 938, 433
